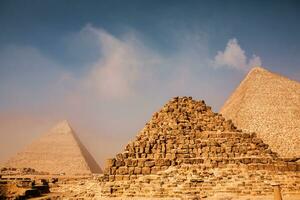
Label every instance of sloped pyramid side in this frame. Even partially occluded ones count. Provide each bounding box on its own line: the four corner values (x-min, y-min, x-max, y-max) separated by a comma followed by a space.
221, 67, 300, 157
100, 97, 300, 198
5, 120, 102, 175
104, 97, 284, 176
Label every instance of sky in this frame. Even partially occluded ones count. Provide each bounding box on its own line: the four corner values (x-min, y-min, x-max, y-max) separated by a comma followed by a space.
0, 0, 300, 168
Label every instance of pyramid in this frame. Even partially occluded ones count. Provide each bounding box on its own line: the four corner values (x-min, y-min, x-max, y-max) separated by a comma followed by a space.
101, 97, 300, 198
221, 67, 300, 158
4, 120, 102, 175
104, 96, 281, 176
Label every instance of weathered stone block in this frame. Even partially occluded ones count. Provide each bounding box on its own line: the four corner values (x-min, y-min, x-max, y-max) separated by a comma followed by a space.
134, 167, 142, 174
123, 175, 130, 181
117, 166, 128, 175
106, 158, 116, 167
144, 160, 155, 167
115, 160, 125, 167
116, 153, 123, 160
151, 166, 161, 174
110, 167, 117, 175
145, 146, 150, 153
128, 167, 135, 175
146, 154, 154, 159
142, 167, 151, 175
165, 153, 172, 159
115, 175, 123, 181
287, 163, 297, 171
138, 159, 145, 167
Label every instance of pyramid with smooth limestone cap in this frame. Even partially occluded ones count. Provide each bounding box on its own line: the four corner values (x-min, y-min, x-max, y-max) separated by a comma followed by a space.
4, 120, 102, 175
221, 66, 300, 158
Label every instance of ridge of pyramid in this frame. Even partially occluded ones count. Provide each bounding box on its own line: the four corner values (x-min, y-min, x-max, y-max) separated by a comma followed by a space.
249, 66, 266, 73
241, 66, 275, 87
221, 67, 300, 157
50, 120, 73, 134
104, 96, 287, 177
245, 66, 300, 85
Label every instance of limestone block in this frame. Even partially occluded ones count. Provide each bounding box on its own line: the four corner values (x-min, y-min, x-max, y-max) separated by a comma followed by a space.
109, 175, 115, 181
116, 153, 124, 160
287, 163, 297, 171
106, 158, 116, 167
139, 147, 145, 153
134, 167, 142, 174
144, 161, 155, 167
123, 175, 130, 181
128, 167, 135, 175
110, 167, 117, 175
115, 160, 125, 167
117, 167, 128, 175
147, 154, 154, 159
145, 146, 150, 153
142, 167, 151, 175
151, 166, 161, 174
137, 159, 146, 167
115, 175, 123, 181
165, 153, 172, 159
141, 153, 147, 158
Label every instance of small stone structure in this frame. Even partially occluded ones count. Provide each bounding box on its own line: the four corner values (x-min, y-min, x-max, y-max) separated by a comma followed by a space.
100, 97, 300, 199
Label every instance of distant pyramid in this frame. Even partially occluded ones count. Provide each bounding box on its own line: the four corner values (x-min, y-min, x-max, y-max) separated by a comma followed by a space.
4, 120, 102, 175
221, 67, 300, 157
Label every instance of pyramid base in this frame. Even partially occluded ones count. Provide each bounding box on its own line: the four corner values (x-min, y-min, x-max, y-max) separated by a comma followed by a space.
99, 165, 300, 199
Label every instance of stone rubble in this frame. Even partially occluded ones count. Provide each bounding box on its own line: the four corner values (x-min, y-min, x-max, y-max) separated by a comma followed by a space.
100, 96, 300, 199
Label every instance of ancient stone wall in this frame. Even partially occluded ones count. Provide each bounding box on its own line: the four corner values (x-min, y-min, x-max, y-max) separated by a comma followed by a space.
100, 166, 300, 199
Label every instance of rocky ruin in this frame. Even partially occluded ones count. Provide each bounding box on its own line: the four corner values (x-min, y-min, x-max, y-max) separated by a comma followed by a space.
100, 96, 300, 199
0, 171, 51, 199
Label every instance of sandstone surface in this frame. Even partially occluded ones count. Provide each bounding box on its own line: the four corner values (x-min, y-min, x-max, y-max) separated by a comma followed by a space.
221, 67, 300, 157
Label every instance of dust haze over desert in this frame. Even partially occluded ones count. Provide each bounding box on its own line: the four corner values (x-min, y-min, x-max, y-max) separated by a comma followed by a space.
0, 0, 300, 199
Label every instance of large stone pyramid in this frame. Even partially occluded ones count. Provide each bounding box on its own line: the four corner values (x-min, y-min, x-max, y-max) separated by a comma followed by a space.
221, 67, 300, 158
101, 97, 300, 199
4, 120, 102, 175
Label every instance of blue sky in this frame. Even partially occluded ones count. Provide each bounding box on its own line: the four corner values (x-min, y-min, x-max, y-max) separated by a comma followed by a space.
0, 0, 299, 166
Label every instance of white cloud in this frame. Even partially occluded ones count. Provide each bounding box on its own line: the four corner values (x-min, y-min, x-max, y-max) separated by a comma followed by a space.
213, 38, 262, 70
81, 25, 161, 99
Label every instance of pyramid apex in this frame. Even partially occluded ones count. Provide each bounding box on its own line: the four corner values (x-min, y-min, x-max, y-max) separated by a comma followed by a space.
52, 120, 73, 133
60, 119, 70, 126
245, 66, 273, 80
249, 66, 268, 73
